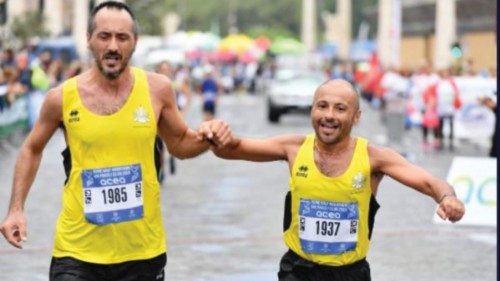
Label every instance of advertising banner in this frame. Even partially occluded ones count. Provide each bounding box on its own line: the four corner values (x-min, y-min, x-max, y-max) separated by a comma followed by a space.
433, 156, 497, 226
0, 96, 29, 138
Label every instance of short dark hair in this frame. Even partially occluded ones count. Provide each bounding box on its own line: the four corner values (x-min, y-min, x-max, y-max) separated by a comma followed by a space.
87, 1, 139, 36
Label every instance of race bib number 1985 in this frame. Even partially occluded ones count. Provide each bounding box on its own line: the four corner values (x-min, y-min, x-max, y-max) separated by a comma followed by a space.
81, 164, 144, 225
299, 199, 358, 254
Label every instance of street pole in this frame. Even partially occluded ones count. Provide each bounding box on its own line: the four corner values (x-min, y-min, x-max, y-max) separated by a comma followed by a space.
44, 0, 63, 37
377, 0, 401, 68
337, 0, 351, 60
301, 0, 316, 52
73, 0, 89, 62
434, 0, 456, 70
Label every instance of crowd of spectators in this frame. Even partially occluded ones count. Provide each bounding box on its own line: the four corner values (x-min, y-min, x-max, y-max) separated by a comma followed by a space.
1, 43, 496, 156
0, 45, 84, 113
167, 54, 277, 97
328, 55, 497, 155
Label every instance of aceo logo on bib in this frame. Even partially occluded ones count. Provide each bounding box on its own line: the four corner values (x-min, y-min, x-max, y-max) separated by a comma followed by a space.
100, 177, 127, 186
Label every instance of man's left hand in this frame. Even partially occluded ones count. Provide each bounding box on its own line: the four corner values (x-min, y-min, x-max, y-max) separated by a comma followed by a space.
198, 119, 233, 148
436, 196, 465, 223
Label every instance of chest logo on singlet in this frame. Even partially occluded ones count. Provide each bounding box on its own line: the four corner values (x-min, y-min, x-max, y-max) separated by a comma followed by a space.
296, 165, 309, 178
133, 106, 149, 123
352, 172, 366, 189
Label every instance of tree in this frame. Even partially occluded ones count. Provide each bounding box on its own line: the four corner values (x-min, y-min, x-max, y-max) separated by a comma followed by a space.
126, 0, 305, 38
10, 11, 49, 44
127, 0, 168, 35
125, 0, 379, 41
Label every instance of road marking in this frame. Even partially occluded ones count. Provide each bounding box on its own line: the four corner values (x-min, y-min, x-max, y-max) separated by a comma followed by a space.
467, 233, 497, 246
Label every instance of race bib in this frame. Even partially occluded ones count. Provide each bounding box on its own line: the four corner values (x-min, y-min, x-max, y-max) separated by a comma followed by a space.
81, 164, 144, 225
299, 199, 358, 254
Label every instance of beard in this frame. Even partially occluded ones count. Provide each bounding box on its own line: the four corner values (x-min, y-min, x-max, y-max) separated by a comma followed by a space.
316, 130, 342, 145
92, 48, 134, 80
313, 119, 352, 146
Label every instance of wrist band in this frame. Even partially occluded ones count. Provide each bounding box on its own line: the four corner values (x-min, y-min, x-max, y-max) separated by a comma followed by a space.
438, 192, 456, 203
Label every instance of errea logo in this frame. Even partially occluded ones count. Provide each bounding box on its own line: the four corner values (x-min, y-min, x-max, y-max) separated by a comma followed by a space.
296, 165, 309, 178
68, 109, 80, 123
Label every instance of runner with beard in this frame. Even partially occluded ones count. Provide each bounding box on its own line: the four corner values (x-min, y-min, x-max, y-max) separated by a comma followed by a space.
0, 2, 232, 281
208, 79, 465, 281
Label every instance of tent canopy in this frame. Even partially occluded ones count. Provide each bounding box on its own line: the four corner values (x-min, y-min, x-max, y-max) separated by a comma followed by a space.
269, 37, 306, 55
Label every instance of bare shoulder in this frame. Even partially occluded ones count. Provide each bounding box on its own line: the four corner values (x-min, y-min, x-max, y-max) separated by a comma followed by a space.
368, 142, 398, 157
43, 84, 63, 117
145, 71, 173, 97
368, 142, 408, 172
271, 134, 306, 160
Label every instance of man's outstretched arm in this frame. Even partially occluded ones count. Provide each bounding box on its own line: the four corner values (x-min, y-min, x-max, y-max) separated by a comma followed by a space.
210, 134, 305, 163
369, 144, 465, 222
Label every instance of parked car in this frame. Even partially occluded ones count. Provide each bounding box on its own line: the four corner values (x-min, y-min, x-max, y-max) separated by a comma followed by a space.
35, 36, 79, 61
140, 48, 186, 70
266, 69, 326, 123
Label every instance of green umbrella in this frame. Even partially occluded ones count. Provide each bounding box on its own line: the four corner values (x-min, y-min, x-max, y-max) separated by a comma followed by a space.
269, 37, 306, 54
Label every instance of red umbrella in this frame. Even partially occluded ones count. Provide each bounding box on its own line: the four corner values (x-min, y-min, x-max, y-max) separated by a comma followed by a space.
186, 49, 203, 60
254, 36, 271, 50
215, 50, 237, 63
239, 50, 257, 64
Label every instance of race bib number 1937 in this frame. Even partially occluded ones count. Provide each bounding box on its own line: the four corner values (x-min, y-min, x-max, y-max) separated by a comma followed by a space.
81, 164, 144, 225
299, 199, 358, 254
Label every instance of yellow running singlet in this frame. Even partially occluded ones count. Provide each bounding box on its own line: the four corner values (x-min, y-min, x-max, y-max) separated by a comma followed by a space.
284, 134, 372, 266
53, 68, 166, 264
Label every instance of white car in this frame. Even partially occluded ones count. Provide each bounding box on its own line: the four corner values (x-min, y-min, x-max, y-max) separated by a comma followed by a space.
133, 47, 185, 70
266, 69, 327, 123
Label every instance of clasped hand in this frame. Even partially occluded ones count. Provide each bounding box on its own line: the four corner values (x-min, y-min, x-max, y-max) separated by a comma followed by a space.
197, 119, 233, 148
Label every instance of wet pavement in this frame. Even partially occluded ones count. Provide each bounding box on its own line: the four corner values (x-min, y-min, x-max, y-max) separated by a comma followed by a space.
0, 93, 496, 281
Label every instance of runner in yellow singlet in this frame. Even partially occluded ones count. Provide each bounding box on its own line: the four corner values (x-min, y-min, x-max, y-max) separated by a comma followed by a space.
0, 2, 232, 281
209, 79, 465, 281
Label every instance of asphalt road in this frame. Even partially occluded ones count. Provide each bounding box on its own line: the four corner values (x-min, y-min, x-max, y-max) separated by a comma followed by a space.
0, 93, 496, 281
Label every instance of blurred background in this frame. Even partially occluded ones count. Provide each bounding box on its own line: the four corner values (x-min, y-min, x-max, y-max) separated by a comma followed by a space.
0, 0, 497, 135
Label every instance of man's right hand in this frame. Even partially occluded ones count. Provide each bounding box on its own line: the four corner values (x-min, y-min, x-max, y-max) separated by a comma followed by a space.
0, 211, 27, 249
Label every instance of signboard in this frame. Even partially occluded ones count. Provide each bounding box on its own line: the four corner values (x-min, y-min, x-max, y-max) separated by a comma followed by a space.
453, 77, 497, 139
0, 95, 29, 138
433, 157, 497, 226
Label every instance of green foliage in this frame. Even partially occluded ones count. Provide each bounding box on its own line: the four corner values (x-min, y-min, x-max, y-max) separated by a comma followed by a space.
246, 26, 296, 41
126, 0, 378, 40
236, 0, 301, 38
9, 11, 49, 43
126, 0, 170, 35
353, 0, 378, 38
126, 0, 304, 37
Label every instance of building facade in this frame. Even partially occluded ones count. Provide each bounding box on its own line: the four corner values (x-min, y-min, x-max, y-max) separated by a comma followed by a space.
400, 0, 496, 72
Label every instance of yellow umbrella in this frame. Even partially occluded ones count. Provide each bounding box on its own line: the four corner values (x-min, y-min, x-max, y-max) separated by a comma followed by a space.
218, 34, 255, 55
